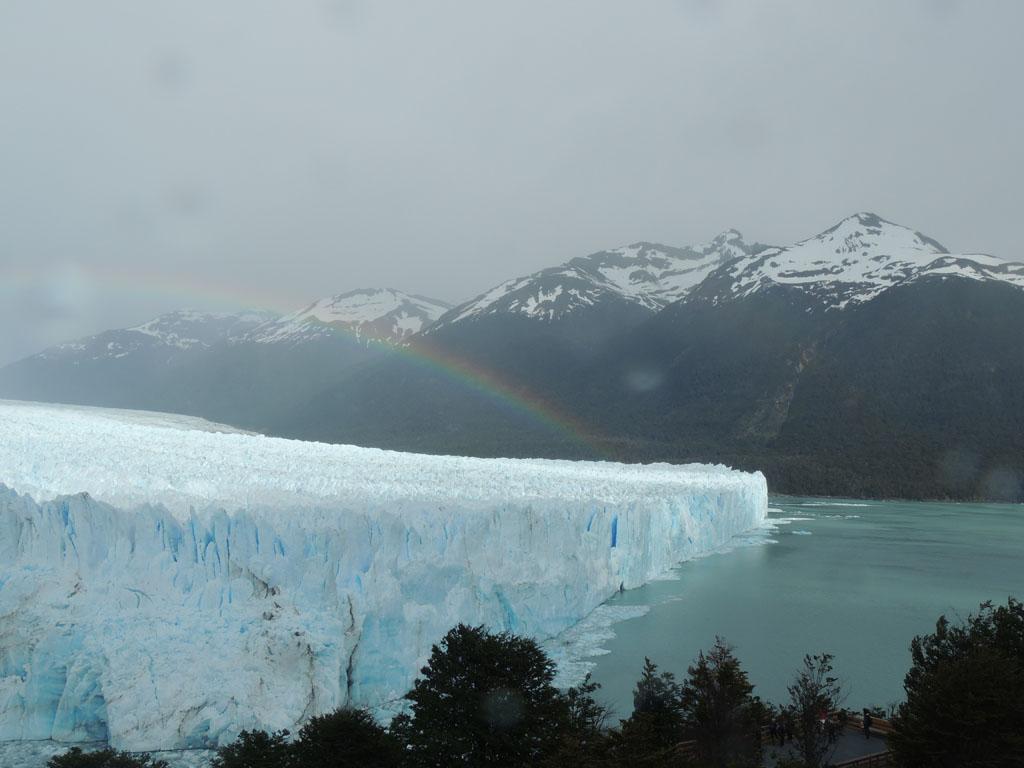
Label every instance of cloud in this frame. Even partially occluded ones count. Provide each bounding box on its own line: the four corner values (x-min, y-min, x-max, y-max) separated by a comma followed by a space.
1, 0, 1022, 362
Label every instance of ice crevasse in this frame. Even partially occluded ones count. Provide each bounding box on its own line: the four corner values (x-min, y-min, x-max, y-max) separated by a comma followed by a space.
0, 400, 767, 751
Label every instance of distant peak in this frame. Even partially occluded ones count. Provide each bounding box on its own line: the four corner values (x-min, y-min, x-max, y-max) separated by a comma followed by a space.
851, 211, 889, 226
325, 287, 394, 300
810, 212, 948, 254
245, 288, 449, 345
825, 211, 896, 232
317, 288, 450, 307
128, 308, 276, 332
712, 228, 744, 242
623, 241, 669, 251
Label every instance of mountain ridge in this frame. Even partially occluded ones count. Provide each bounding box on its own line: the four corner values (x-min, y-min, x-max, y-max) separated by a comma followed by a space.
429, 230, 770, 331
15, 212, 1023, 366
2, 212, 1023, 502
692, 212, 1024, 310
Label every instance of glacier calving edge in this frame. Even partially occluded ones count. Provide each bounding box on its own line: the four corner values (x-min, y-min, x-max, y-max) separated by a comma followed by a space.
0, 400, 767, 750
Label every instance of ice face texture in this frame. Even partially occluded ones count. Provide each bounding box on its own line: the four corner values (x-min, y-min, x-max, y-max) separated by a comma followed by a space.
0, 400, 767, 750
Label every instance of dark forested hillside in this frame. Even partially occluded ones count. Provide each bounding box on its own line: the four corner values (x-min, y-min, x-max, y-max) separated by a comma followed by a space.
274, 298, 653, 458
278, 278, 1024, 503
767, 278, 1024, 500
0, 333, 385, 434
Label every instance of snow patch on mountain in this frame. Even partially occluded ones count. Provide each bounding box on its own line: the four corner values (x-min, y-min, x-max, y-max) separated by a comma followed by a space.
433, 231, 766, 327
712, 213, 1024, 309
0, 399, 767, 751
34, 310, 277, 363
127, 310, 277, 349
244, 289, 449, 344
574, 230, 756, 308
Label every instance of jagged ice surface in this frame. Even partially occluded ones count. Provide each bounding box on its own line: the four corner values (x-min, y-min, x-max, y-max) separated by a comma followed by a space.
0, 400, 766, 751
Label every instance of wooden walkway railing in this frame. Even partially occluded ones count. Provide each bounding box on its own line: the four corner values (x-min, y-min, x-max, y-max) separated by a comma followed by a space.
833, 712, 895, 767
845, 712, 896, 736
832, 750, 895, 768
669, 711, 897, 766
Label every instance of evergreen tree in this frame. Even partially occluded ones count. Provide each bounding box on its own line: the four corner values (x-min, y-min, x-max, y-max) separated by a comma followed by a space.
402, 623, 568, 767
632, 657, 684, 722
542, 674, 612, 768
562, 672, 610, 747
680, 638, 763, 767
612, 657, 686, 766
890, 597, 1024, 767
785, 653, 844, 768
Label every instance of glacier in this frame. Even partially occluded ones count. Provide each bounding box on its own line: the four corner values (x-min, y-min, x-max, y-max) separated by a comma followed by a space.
0, 399, 767, 751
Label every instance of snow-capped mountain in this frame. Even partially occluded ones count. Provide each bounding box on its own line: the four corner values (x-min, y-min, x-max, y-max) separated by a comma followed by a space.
34, 309, 278, 363
5, 212, 1023, 504
0, 289, 449, 433
20, 288, 450, 367
704, 212, 1024, 310
244, 288, 450, 345
288, 212, 1024, 504
430, 231, 767, 330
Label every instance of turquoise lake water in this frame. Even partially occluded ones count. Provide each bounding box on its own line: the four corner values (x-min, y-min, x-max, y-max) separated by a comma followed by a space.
586, 496, 1024, 719
5, 496, 1023, 768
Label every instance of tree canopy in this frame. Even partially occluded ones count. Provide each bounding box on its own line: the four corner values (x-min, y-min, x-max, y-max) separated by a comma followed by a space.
680, 638, 763, 767
293, 708, 402, 768
891, 597, 1024, 767
210, 729, 293, 768
400, 623, 568, 767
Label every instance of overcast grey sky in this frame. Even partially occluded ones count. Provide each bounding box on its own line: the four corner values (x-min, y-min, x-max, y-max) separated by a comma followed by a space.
1, 0, 1022, 364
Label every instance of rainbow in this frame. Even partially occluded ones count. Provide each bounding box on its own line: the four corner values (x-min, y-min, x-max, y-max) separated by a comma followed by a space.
7, 263, 607, 457
389, 335, 606, 458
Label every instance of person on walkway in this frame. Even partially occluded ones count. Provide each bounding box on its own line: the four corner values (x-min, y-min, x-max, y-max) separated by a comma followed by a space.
863, 709, 873, 740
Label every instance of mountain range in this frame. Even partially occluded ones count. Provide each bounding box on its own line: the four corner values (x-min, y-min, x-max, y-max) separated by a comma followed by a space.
0, 289, 447, 429
3, 213, 1022, 502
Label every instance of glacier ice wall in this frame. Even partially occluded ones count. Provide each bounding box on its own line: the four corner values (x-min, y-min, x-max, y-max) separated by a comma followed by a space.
0, 400, 767, 751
